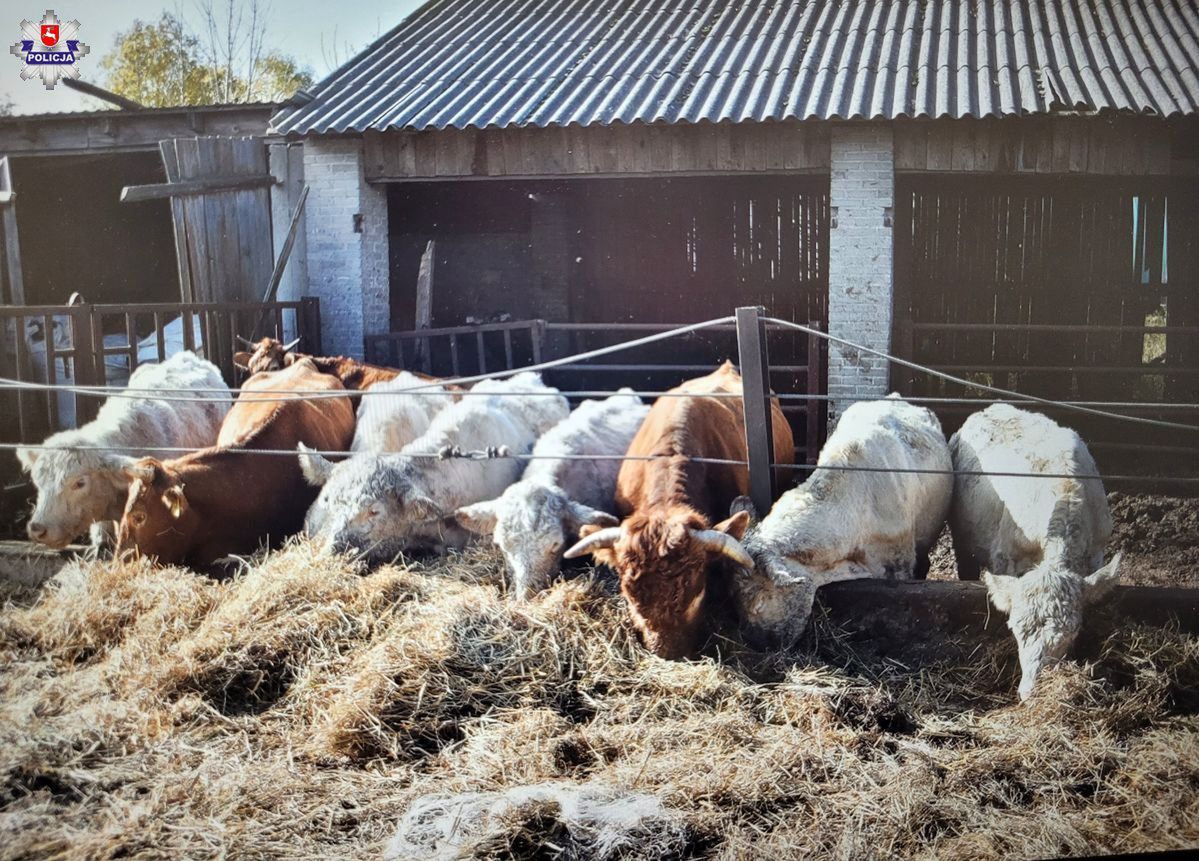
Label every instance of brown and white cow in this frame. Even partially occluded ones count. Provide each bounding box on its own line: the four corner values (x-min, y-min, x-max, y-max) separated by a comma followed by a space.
564, 361, 794, 659
233, 337, 445, 401
116, 358, 355, 569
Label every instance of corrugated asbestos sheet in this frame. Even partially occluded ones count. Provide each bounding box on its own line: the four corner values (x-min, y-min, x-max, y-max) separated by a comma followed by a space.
272, 0, 1199, 134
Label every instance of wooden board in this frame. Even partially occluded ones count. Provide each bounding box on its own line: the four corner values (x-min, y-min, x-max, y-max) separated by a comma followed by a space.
895, 117, 1194, 175
365, 122, 832, 181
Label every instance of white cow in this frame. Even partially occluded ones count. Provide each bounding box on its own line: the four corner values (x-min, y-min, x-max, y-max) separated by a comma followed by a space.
455, 390, 650, 598
350, 371, 454, 453
17, 351, 230, 549
299, 372, 568, 562
950, 404, 1119, 701
730, 394, 953, 650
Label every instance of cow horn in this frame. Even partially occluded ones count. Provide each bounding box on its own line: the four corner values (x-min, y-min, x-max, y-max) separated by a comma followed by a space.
282, 337, 302, 351
563, 527, 622, 559
236, 335, 255, 347
690, 529, 754, 569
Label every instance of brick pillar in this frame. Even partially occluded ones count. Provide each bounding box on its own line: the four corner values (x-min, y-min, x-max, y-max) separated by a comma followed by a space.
302, 138, 389, 358
826, 124, 895, 422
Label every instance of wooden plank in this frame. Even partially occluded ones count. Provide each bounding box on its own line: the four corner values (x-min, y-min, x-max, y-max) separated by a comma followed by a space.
950, 122, 976, 171
254, 184, 309, 331
925, 125, 952, 170
974, 120, 996, 171
894, 123, 928, 171
1144, 127, 1172, 174
1067, 120, 1089, 173
119, 173, 274, 202
229, 138, 259, 306
174, 139, 213, 303
1085, 121, 1108, 174
413, 240, 435, 368
414, 131, 439, 176
0, 158, 25, 304
396, 133, 418, 177
566, 125, 591, 173
160, 140, 193, 302
1032, 119, 1053, 172
1051, 119, 1072, 172
735, 306, 776, 514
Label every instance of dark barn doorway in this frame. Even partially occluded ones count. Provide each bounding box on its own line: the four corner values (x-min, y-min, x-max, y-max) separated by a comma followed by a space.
11, 151, 180, 306
387, 174, 830, 458
387, 173, 829, 385
893, 175, 1199, 469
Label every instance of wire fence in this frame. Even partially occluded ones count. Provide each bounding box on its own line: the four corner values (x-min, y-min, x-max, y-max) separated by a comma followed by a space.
4, 310, 1199, 488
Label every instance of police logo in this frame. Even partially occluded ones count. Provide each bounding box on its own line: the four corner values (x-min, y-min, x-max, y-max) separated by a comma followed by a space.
9, 10, 89, 90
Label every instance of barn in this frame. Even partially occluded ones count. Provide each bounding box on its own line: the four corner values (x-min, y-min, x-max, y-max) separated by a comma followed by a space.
271, 0, 1199, 467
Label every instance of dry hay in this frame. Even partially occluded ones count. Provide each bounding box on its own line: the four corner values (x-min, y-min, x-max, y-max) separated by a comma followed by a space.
1, 543, 1197, 860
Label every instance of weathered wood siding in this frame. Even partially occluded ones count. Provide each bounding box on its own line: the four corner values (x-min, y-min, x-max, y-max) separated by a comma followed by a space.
364, 122, 830, 180
895, 117, 1198, 175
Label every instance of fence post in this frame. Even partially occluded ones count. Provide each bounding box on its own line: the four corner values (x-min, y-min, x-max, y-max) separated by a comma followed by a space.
300, 297, 322, 355
735, 305, 776, 516
70, 304, 100, 425
805, 320, 822, 464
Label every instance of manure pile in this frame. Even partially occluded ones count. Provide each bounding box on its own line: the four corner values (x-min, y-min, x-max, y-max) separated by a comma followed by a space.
1, 544, 1197, 860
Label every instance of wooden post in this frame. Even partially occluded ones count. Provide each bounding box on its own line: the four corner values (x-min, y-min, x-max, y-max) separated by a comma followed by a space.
69, 305, 100, 425
805, 321, 822, 464
736, 305, 776, 516
413, 240, 435, 368
300, 297, 322, 355
0, 157, 24, 305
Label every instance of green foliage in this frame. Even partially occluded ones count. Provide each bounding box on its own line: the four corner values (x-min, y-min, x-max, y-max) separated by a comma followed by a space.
100, 12, 312, 107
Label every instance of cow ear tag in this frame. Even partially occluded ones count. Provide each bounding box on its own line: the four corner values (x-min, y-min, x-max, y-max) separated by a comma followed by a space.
164, 485, 188, 518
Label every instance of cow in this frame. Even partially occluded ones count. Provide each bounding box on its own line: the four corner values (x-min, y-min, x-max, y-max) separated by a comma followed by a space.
563, 361, 795, 660
232, 337, 446, 405
115, 358, 355, 569
18, 351, 230, 550
299, 372, 568, 562
949, 404, 1120, 701
350, 371, 455, 453
729, 394, 953, 651
455, 389, 651, 599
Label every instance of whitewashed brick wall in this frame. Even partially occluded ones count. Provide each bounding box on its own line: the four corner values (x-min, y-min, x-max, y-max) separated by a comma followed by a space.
302, 139, 389, 358
826, 124, 895, 420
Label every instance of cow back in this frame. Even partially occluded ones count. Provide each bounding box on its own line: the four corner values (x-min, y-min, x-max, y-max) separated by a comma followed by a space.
618, 361, 794, 521
220, 358, 356, 452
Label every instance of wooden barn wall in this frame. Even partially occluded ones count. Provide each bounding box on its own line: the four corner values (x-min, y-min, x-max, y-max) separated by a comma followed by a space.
895, 117, 1198, 176
364, 123, 831, 181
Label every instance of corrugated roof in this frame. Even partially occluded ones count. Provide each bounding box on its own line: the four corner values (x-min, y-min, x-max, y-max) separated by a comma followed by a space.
272, 0, 1199, 135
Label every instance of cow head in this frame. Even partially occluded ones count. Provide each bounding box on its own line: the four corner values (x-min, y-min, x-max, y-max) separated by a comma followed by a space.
984, 554, 1122, 700
18, 444, 137, 549
564, 507, 752, 659
116, 459, 195, 564
299, 446, 442, 562
233, 337, 301, 374
456, 483, 618, 599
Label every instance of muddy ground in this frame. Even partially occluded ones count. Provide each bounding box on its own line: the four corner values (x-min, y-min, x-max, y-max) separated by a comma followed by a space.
927, 492, 1198, 588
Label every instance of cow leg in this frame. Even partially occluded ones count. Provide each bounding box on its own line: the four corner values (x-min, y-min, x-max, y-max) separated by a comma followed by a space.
953, 542, 981, 581
913, 545, 932, 581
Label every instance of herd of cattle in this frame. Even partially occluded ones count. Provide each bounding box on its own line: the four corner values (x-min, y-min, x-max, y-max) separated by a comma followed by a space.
16, 340, 1122, 700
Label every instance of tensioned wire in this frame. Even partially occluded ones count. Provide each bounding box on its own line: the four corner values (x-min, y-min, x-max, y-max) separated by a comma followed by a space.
3, 315, 1198, 483
0, 375, 1196, 413
4, 441, 1198, 486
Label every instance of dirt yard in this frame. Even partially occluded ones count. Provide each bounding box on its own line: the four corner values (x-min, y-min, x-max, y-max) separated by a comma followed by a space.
929, 492, 1199, 588
0, 494, 1196, 860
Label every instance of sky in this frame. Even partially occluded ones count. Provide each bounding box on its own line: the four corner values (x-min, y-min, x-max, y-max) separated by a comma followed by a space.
3, 0, 426, 115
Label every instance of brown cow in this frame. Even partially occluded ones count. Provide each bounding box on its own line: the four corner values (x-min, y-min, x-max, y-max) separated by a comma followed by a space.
233, 337, 446, 401
116, 358, 355, 569
564, 361, 794, 659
